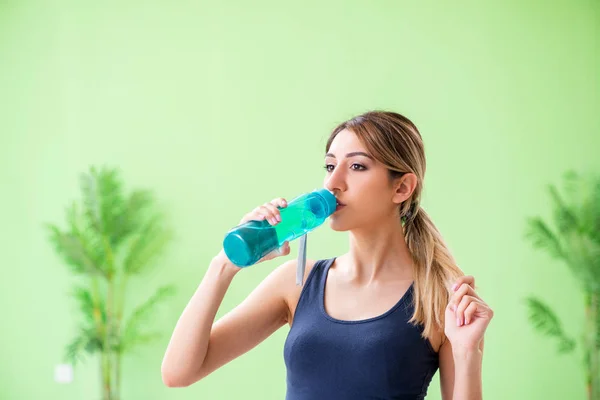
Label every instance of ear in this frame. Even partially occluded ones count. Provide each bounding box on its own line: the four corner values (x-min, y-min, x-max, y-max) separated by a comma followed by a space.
392, 173, 418, 204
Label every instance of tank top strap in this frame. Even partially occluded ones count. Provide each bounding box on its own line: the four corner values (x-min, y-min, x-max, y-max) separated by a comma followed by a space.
293, 257, 335, 320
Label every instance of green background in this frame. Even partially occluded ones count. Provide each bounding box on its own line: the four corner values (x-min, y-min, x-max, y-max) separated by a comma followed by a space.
1, 1, 599, 399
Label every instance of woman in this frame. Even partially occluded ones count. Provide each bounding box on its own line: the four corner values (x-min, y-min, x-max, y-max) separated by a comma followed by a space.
161, 111, 494, 399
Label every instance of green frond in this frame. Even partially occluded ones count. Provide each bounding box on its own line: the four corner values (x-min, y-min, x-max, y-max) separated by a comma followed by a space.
66, 201, 107, 267
71, 286, 106, 325
597, 314, 600, 349
528, 172, 600, 290
525, 217, 565, 260
581, 177, 600, 245
526, 297, 562, 336
80, 166, 128, 241
46, 223, 106, 277
525, 297, 575, 353
548, 184, 579, 234
64, 327, 103, 366
123, 214, 173, 275
563, 235, 600, 291
109, 189, 155, 248
119, 332, 162, 353
120, 285, 176, 352
560, 171, 600, 243
558, 337, 576, 354
80, 167, 106, 234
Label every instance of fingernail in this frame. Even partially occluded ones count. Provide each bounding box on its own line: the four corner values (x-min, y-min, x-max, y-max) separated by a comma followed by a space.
451, 305, 456, 312
277, 214, 282, 222
452, 283, 458, 291
457, 317, 461, 326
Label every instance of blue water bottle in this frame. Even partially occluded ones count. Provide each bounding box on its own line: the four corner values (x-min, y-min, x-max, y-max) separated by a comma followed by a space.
223, 188, 337, 267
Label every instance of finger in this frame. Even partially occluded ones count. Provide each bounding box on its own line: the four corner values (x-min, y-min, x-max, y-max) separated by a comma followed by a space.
455, 295, 479, 326
271, 197, 288, 209
463, 301, 479, 325
252, 205, 277, 225
448, 283, 471, 311
449, 282, 482, 309
262, 203, 282, 224
451, 275, 475, 292
277, 241, 291, 256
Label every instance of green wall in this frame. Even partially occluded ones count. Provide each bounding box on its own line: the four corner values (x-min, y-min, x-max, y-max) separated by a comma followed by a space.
1, 1, 599, 399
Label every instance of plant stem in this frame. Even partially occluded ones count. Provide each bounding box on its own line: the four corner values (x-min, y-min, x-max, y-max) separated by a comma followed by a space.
103, 235, 117, 400
114, 276, 127, 400
592, 292, 600, 400
102, 350, 112, 400
115, 351, 121, 400
585, 291, 600, 400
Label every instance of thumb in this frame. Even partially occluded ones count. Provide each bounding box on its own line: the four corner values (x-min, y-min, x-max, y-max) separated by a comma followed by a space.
275, 241, 291, 256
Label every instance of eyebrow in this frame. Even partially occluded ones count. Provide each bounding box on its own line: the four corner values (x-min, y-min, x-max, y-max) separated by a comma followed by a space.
325, 151, 374, 160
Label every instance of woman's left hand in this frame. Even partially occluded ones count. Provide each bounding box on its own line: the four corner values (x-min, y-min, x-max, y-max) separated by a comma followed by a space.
444, 275, 494, 352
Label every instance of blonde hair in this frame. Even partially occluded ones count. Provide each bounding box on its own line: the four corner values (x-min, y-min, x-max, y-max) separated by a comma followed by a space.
326, 111, 464, 342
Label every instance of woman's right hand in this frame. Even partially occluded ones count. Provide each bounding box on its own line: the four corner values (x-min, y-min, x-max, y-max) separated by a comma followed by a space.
217, 197, 291, 267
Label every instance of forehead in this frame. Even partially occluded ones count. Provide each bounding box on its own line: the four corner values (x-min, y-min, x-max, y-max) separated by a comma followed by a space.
328, 129, 366, 153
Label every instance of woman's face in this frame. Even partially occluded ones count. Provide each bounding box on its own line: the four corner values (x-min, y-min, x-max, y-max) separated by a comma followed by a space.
323, 129, 402, 232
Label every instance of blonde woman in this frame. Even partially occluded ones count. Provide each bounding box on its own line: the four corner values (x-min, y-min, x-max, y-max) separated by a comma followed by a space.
162, 111, 494, 399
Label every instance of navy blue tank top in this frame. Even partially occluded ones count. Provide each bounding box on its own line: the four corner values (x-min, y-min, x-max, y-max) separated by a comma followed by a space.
283, 257, 439, 400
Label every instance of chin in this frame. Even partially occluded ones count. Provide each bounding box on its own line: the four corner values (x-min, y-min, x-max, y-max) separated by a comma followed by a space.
328, 217, 352, 232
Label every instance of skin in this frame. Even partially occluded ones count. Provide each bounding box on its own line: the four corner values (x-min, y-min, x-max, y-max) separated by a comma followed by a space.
161, 128, 494, 400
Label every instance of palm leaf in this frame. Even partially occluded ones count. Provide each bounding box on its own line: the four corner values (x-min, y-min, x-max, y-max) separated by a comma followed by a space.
123, 214, 173, 275
525, 297, 575, 354
120, 285, 175, 352
558, 336, 576, 353
109, 189, 155, 248
548, 184, 579, 235
64, 327, 103, 366
66, 201, 107, 270
46, 224, 106, 277
563, 234, 600, 291
579, 175, 600, 246
590, 178, 600, 244
82, 166, 127, 234
119, 332, 162, 353
525, 217, 565, 260
71, 286, 106, 325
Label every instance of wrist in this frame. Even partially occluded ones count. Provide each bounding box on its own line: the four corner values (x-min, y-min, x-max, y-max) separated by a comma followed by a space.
452, 346, 483, 364
211, 251, 242, 278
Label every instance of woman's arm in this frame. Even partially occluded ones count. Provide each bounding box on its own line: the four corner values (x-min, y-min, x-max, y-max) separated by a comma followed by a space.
161, 197, 294, 387
440, 275, 493, 400
161, 253, 295, 387
439, 336, 485, 400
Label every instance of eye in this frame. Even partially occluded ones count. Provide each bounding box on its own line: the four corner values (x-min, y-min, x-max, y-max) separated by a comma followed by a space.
324, 164, 335, 172
351, 163, 366, 171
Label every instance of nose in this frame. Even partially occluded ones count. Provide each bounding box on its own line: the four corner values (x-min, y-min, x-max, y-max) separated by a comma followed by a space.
323, 166, 347, 194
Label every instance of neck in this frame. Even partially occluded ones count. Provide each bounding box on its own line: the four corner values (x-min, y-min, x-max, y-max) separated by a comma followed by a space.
341, 216, 414, 284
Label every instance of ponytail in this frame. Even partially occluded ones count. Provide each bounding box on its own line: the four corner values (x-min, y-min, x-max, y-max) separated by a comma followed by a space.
403, 205, 464, 342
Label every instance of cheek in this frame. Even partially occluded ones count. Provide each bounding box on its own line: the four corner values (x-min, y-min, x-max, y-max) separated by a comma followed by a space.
355, 190, 398, 218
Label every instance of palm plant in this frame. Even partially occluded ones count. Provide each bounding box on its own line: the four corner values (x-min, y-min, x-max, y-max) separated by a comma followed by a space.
524, 170, 600, 400
46, 166, 176, 400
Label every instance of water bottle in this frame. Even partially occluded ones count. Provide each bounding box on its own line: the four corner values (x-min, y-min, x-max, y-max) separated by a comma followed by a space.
223, 188, 337, 267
